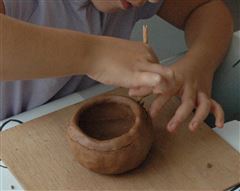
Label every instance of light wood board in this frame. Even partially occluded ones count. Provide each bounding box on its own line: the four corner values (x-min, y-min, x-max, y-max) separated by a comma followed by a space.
1, 88, 240, 190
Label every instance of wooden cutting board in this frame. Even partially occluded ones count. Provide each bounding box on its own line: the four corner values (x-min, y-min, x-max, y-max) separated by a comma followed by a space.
1, 88, 239, 190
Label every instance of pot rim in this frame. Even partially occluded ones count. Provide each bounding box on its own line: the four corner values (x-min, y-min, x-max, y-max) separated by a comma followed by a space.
68, 95, 145, 152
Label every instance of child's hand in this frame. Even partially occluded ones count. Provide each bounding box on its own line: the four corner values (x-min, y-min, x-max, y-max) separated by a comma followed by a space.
86, 36, 174, 89
129, 56, 225, 132
154, 57, 224, 132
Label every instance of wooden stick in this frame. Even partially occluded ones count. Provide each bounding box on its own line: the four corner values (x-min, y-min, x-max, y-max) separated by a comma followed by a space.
136, 25, 149, 105
143, 25, 148, 44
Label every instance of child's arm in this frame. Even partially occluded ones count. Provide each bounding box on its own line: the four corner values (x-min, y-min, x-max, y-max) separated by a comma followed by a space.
0, 12, 174, 88
161, 0, 233, 131
0, 14, 94, 80
130, 0, 233, 132
158, 0, 233, 73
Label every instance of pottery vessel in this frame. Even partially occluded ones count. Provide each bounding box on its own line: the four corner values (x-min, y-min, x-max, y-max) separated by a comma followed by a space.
67, 95, 153, 174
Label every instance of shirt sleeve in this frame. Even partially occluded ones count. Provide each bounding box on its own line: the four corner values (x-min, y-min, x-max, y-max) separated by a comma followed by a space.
3, 0, 38, 21
135, 1, 164, 20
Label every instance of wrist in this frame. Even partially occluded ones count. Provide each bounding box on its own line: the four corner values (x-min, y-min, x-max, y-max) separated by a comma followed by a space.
171, 53, 214, 96
184, 44, 224, 73
80, 35, 113, 76
171, 52, 215, 81
71, 31, 101, 75
178, 50, 218, 74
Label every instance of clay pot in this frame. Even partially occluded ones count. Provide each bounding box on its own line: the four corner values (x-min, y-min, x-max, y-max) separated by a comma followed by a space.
67, 95, 153, 174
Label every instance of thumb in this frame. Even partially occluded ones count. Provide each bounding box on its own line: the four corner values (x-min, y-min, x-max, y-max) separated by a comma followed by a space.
129, 86, 152, 97
131, 72, 161, 88
149, 94, 172, 118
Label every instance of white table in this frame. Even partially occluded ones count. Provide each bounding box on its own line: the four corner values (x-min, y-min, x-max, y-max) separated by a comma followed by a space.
1, 31, 239, 191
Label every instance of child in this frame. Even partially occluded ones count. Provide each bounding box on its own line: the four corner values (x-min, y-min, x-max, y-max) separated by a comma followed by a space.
0, 0, 236, 132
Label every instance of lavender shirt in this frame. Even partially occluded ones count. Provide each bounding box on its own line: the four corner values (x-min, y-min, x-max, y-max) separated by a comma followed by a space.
0, 0, 163, 120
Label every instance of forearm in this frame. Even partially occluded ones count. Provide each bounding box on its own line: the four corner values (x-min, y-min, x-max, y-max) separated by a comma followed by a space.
0, 14, 96, 81
183, 0, 233, 72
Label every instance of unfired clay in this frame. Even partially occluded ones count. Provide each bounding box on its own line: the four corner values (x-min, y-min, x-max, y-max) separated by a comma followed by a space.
67, 95, 153, 174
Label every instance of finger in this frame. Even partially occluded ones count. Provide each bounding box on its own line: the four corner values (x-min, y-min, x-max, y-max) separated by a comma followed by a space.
147, 64, 177, 91
152, 78, 172, 95
211, 100, 225, 128
148, 68, 174, 95
167, 84, 196, 132
131, 72, 161, 88
189, 92, 211, 131
142, 63, 175, 82
128, 86, 152, 97
149, 94, 172, 118
146, 46, 160, 63
153, 72, 178, 95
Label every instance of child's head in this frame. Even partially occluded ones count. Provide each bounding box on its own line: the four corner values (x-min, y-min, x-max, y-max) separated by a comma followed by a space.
91, 0, 161, 13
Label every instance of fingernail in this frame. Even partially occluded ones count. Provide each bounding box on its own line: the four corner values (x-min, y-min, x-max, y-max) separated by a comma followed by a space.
190, 122, 198, 131
151, 75, 161, 85
168, 122, 176, 132
148, 0, 160, 3
216, 122, 224, 128
150, 111, 154, 117
166, 68, 173, 76
193, 122, 198, 128
150, 109, 157, 118
217, 119, 224, 128
129, 92, 135, 97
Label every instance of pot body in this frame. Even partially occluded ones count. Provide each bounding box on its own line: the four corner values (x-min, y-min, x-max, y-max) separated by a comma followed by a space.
67, 95, 153, 174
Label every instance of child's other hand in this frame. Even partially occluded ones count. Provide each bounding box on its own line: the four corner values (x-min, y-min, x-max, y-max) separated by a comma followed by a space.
86, 36, 174, 90
129, 56, 225, 132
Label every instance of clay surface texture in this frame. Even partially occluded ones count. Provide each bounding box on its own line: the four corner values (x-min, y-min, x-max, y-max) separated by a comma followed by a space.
67, 95, 154, 174
79, 102, 135, 140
